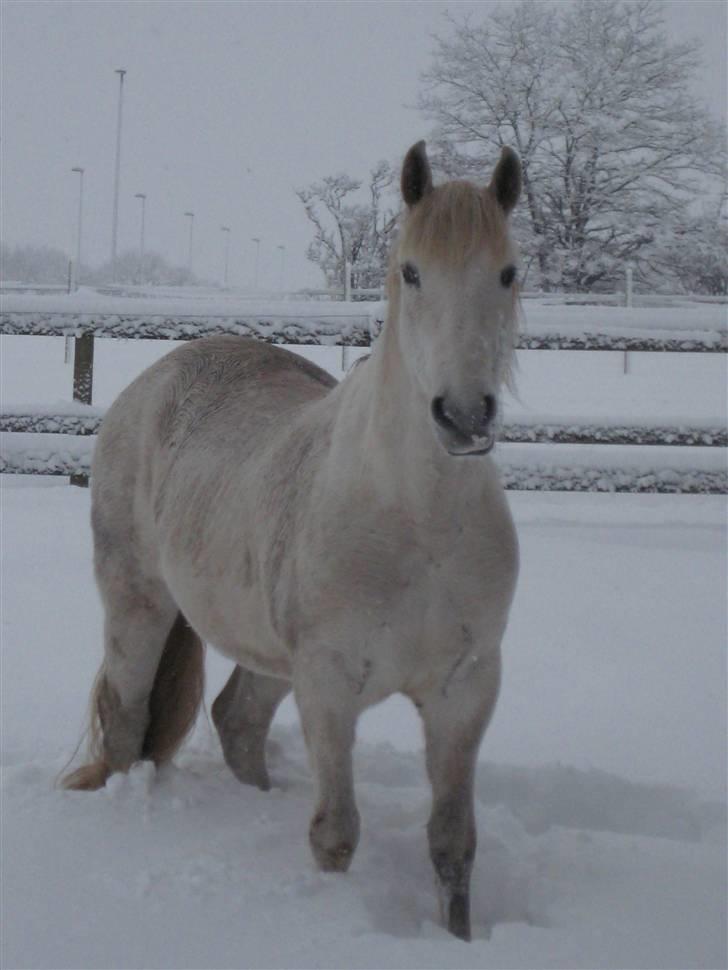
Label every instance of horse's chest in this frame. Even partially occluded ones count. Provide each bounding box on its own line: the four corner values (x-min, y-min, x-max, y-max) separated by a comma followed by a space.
303, 511, 516, 687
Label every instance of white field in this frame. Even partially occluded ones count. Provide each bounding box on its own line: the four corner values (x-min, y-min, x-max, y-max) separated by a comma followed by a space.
1, 299, 726, 969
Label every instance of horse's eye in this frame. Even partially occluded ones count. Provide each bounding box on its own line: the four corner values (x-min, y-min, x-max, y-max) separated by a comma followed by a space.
401, 262, 420, 288
500, 265, 516, 288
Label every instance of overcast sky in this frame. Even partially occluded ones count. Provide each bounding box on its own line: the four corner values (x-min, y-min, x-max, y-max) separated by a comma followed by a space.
2, 0, 726, 290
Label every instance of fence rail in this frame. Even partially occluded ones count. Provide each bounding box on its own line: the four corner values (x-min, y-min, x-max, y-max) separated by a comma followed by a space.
1, 310, 726, 493
1, 439, 724, 494
2, 309, 726, 352
2, 409, 725, 448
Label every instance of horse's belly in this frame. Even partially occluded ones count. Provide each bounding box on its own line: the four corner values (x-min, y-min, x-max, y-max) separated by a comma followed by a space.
160, 558, 292, 680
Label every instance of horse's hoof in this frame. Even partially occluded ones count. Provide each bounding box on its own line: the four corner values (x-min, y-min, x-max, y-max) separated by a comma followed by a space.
313, 841, 355, 873
59, 760, 111, 791
236, 769, 271, 791
436, 878, 472, 941
225, 757, 271, 791
447, 892, 471, 941
309, 809, 359, 872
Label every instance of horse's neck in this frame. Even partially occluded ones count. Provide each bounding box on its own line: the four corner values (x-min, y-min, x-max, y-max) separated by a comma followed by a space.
329, 308, 473, 513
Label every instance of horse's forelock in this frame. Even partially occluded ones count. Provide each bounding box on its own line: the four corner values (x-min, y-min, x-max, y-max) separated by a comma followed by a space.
398, 181, 510, 267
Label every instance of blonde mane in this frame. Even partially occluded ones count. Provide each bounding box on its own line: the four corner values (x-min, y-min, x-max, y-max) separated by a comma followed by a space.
398, 181, 510, 266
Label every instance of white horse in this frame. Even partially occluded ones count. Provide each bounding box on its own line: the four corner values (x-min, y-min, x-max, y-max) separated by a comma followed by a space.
63, 140, 522, 940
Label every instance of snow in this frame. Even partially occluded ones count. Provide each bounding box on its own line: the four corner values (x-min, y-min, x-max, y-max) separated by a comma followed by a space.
2, 299, 727, 488
2, 293, 726, 350
1, 299, 727, 965
0, 289, 384, 320
517, 300, 726, 337
3, 432, 726, 492
1, 484, 726, 969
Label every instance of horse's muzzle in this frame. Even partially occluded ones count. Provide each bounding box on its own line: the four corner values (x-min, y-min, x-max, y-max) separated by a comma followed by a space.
431, 394, 497, 456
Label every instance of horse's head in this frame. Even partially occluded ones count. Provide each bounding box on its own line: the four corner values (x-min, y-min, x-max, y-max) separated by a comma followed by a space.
392, 140, 521, 456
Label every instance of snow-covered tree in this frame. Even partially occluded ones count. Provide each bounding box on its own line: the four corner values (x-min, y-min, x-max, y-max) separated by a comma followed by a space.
297, 161, 396, 294
418, 0, 725, 291
85, 250, 197, 286
648, 195, 728, 295
0, 243, 71, 283
0, 243, 197, 287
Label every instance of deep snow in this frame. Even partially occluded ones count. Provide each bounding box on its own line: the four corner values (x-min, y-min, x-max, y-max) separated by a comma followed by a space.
1, 484, 726, 969
1, 300, 726, 968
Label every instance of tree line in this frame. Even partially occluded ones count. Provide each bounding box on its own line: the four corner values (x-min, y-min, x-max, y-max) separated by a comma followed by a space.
0, 244, 197, 288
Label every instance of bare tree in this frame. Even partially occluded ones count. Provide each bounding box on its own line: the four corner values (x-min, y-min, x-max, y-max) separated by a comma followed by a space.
419, 0, 725, 291
297, 160, 396, 294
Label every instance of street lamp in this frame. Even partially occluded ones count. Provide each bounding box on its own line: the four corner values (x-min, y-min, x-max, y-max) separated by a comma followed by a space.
251, 236, 261, 290
277, 244, 286, 294
111, 68, 126, 281
184, 211, 195, 278
221, 226, 231, 287
71, 167, 84, 289
134, 193, 146, 284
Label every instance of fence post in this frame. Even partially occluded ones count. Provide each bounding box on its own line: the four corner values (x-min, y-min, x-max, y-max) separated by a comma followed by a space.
623, 264, 633, 374
70, 332, 94, 487
344, 260, 352, 303
341, 260, 353, 371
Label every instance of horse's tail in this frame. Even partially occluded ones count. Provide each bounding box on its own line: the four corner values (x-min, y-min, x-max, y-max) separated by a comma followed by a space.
60, 613, 205, 790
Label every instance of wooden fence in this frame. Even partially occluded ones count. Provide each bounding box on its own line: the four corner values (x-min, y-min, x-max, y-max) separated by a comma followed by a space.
1, 309, 726, 493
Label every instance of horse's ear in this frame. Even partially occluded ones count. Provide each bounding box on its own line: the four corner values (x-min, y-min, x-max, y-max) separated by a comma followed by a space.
489, 147, 521, 215
401, 140, 433, 208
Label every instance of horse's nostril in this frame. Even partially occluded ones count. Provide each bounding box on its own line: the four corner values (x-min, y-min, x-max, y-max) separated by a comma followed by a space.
432, 396, 455, 432
484, 395, 497, 424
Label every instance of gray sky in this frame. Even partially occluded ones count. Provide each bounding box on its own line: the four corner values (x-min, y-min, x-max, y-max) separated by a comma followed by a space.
2, 0, 726, 290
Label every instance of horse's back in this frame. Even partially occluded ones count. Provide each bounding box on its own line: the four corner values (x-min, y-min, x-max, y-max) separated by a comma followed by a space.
91, 336, 337, 563
96, 335, 334, 458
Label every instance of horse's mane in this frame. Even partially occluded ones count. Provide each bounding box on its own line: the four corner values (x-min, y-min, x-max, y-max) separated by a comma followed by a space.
399, 181, 510, 266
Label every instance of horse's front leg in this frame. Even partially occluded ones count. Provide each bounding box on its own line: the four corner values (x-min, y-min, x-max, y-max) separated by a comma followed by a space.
293, 650, 361, 873
414, 649, 501, 942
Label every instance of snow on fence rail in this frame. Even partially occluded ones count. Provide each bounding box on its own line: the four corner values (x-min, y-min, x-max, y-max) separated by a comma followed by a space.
1, 433, 724, 493
1, 307, 726, 493
0, 310, 377, 346
1, 308, 726, 351
2, 408, 726, 448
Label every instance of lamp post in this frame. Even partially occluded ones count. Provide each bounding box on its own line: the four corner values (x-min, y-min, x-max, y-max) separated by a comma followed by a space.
184, 211, 195, 278
221, 226, 231, 287
251, 236, 261, 290
277, 244, 286, 294
71, 167, 84, 290
134, 193, 146, 284
111, 68, 126, 281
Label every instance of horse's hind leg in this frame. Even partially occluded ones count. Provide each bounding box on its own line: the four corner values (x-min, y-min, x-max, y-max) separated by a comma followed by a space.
97, 584, 179, 769
212, 666, 290, 790
63, 572, 203, 790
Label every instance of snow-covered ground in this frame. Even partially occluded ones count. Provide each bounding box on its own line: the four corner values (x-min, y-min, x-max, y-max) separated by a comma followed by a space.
1, 483, 725, 969
1, 301, 727, 968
